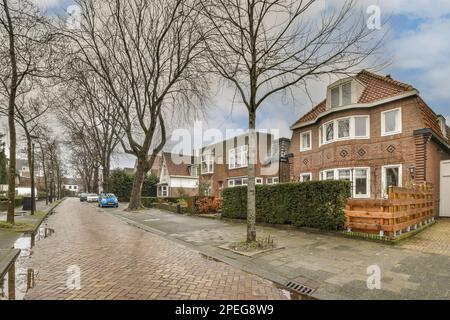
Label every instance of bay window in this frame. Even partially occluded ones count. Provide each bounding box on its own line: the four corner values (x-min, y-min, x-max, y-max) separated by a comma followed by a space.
338, 118, 350, 139
354, 169, 370, 198
325, 122, 334, 142
320, 167, 371, 198
319, 116, 369, 145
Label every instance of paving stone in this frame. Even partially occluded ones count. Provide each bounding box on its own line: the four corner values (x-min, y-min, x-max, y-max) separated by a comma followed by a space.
24, 199, 287, 300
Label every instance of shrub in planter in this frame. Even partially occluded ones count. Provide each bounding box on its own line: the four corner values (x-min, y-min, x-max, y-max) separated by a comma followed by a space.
221, 181, 351, 231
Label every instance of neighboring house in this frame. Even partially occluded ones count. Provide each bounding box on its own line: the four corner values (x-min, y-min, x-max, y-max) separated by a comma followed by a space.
63, 178, 80, 193
157, 153, 199, 198
16, 158, 30, 178
289, 70, 450, 215
199, 133, 291, 198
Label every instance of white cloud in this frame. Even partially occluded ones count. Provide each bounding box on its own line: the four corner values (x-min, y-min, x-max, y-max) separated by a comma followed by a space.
32, 0, 63, 9
388, 17, 450, 100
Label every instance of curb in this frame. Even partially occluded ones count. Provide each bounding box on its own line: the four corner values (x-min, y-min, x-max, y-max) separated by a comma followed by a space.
0, 249, 20, 280
103, 207, 331, 300
0, 199, 65, 281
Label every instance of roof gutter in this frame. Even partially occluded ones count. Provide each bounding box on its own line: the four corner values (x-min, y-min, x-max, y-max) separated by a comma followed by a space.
291, 90, 419, 130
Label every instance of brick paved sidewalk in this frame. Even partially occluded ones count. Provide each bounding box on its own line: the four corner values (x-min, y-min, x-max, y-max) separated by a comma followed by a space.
108, 205, 450, 300
25, 199, 288, 300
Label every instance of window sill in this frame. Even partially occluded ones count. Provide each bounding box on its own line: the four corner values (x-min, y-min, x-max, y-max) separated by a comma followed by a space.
381, 131, 402, 137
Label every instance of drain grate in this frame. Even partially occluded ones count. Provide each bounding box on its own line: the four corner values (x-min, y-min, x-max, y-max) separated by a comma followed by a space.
284, 277, 319, 296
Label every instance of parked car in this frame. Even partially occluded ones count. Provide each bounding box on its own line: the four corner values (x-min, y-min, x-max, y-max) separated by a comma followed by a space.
98, 194, 119, 208
79, 193, 88, 202
86, 194, 99, 203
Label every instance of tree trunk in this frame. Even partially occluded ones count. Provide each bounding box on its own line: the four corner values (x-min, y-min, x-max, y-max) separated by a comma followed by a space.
102, 158, 110, 192
128, 156, 148, 211
25, 135, 35, 215
247, 111, 257, 243
4, 0, 18, 224
93, 166, 99, 194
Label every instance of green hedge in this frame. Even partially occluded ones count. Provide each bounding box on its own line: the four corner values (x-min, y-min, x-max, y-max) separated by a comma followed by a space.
141, 197, 159, 208
0, 197, 24, 211
222, 181, 351, 231
110, 169, 158, 202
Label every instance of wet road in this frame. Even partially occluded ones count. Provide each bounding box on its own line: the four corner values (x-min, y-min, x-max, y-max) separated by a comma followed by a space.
23, 198, 287, 300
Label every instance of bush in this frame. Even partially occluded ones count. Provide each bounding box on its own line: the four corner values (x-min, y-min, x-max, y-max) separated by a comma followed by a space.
141, 197, 158, 208
195, 197, 222, 214
222, 181, 351, 231
109, 169, 158, 202
0, 196, 23, 211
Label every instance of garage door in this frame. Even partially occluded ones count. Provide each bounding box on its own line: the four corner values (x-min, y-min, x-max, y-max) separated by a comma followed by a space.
441, 160, 450, 217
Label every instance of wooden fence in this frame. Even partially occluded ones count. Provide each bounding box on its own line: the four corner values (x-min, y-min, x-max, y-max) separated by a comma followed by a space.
344, 183, 435, 239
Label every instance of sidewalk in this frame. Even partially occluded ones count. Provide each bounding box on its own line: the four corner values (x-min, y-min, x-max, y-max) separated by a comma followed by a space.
107, 205, 450, 300
0, 200, 63, 277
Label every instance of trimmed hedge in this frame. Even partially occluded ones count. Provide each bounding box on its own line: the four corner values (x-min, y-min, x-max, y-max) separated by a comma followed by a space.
222, 181, 351, 231
109, 169, 158, 202
0, 197, 24, 211
141, 197, 159, 208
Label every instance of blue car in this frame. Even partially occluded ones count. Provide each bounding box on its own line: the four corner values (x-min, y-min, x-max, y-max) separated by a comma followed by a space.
98, 193, 119, 208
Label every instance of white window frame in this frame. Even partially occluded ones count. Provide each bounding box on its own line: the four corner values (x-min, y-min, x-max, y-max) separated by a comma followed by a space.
229, 145, 248, 170
266, 177, 279, 185
256, 177, 264, 185
381, 164, 403, 198
300, 130, 312, 152
353, 168, 371, 199
300, 173, 312, 182
228, 177, 249, 188
159, 185, 169, 197
319, 116, 370, 146
381, 107, 402, 136
202, 153, 214, 174
319, 167, 371, 198
330, 81, 352, 108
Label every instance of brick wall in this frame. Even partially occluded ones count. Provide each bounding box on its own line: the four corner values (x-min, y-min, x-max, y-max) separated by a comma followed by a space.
289, 96, 427, 198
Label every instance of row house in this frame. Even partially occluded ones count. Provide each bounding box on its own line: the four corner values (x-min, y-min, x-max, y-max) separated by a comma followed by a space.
199, 133, 291, 198
289, 70, 450, 216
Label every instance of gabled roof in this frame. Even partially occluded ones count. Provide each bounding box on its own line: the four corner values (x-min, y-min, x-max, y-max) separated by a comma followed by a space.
291, 70, 415, 128
162, 152, 198, 177
291, 70, 450, 145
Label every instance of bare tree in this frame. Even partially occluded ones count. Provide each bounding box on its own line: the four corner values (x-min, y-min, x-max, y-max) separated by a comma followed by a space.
0, 0, 56, 223
202, 0, 384, 242
57, 67, 123, 192
65, 0, 209, 210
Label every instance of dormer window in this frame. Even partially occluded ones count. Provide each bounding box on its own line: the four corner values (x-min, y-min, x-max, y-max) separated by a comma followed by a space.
330, 81, 352, 108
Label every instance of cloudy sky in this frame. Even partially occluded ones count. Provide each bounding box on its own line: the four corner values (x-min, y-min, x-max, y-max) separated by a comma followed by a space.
33, 0, 450, 167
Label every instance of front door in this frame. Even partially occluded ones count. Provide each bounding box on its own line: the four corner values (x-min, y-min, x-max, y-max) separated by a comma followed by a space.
441, 161, 450, 217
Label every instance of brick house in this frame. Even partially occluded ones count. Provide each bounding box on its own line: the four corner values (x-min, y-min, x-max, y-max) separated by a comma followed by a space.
289, 70, 450, 216
199, 133, 291, 198
157, 152, 199, 198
